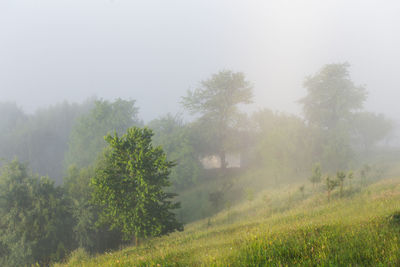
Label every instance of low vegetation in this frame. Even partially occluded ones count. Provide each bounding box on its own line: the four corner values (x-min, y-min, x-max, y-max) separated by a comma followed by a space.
57, 169, 400, 266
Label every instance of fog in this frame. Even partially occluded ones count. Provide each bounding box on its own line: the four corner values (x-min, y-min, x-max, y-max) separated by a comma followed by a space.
1, 0, 400, 121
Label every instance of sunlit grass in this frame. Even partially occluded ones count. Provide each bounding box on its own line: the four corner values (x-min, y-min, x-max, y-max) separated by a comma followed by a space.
56, 177, 400, 266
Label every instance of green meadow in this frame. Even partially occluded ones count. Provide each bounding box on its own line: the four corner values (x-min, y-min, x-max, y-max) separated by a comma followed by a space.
57, 170, 400, 266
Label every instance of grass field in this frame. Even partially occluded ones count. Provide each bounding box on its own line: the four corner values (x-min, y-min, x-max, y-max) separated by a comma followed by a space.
57, 174, 400, 266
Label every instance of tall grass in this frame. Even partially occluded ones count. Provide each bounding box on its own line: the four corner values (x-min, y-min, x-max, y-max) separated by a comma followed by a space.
56, 176, 400, 266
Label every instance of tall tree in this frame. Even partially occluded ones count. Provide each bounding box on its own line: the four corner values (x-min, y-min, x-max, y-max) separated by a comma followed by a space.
181, 70, 253, 169
91, 127, 183, 244
299, 63, 367, 170
300, 63, 367, 130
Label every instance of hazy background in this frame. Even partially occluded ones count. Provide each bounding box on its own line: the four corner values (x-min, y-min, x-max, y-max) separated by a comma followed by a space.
1, 0, 400, 122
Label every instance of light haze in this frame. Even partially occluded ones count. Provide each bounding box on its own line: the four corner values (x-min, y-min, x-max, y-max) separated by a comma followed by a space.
1, 0, 400, 121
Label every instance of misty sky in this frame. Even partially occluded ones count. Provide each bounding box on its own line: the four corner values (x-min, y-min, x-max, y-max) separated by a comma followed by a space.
1, 0, 400, 122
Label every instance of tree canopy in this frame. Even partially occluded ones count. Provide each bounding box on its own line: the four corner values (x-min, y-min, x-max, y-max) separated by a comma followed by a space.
300, 63, 367, 130
91, 127, 183, 243
181, 70, 253, 168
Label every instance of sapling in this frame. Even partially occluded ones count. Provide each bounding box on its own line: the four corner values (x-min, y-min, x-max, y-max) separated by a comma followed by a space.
336, 171, 346, 197
326, 175, 338, 202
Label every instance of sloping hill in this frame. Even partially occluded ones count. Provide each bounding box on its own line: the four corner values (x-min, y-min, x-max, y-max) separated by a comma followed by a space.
57, 175, 400, 266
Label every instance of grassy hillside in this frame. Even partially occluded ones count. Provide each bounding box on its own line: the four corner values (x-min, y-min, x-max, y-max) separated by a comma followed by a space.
56, 169, 400, 266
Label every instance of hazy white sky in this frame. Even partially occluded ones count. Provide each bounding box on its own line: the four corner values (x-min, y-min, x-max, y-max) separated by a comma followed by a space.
1, 0, 400, 121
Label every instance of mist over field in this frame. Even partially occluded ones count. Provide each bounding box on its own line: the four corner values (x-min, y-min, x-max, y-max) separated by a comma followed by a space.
1, 1, 400, 266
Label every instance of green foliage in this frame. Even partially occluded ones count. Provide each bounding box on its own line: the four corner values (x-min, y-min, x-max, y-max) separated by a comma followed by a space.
58, 171, 400, 267
300, 63, 367, 130
63, 165, 124, 253
244, 187, 255, 202
181, 70, 253, 168
208, 190, 224, 211
299, 63, 368, 171
91, 127, 183, 242
0, 160, 74, 266
148, 114, 201, 189
347, 170, 354, 188
251, 109, 315, 180
65, 98, 140, 169
336, 171, 346, 197
325, 175, 338, 201
352, 112, 393, 152
0, 101, 92, 183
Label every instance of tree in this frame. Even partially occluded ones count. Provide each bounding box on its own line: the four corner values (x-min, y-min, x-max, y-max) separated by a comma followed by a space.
63, 165, 124, 253
251, 109, 315, 181
325, 175, 338, 202
0, 160, 74, 266
352, 112, 393, 152
0, 100, 92, 184
65, 98, 140, 169
299, 63, 367, 170
300, 63, 367, 130
148, 114, 201, 189
336, 171, 346, 197
91, 127, 183, 245
181, 70, 253, 169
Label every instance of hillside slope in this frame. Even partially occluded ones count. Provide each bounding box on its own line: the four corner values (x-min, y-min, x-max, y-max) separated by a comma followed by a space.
57, 176, 400, 266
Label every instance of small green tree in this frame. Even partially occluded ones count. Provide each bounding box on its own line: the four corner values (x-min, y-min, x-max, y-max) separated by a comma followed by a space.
325, 175, 338, 201
336, 171, 346, 197
309, 163, 322, 189
91, 127, 183, 245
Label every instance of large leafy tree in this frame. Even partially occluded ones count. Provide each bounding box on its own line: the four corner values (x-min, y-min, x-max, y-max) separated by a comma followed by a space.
300, 63, 367, 130
65, 98, 140, 169
181, 70, 253, 169
91, 127, 183, 244
299, 63, 367, 170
